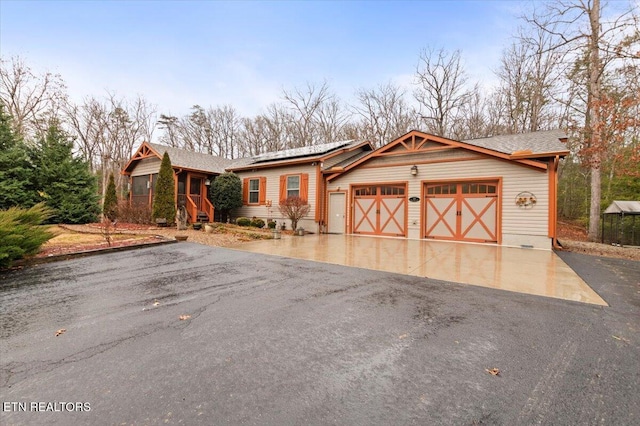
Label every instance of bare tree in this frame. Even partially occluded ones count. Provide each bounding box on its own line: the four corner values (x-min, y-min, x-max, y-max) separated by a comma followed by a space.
209, 104, 241, 159
0, 56, 67, 139
351, 82, 416, 147
282, 81, 334, 147
414, 47, 474, 137
525, 0, 639, 240
495, 27, 565, 134
157, 114, 180, 147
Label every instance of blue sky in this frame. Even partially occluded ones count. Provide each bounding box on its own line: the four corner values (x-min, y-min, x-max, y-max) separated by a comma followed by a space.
1, 0, 529, 118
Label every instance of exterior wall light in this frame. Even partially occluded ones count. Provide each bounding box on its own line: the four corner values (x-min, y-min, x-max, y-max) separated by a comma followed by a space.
410, 165, 418, 176
204, 179, 211, 186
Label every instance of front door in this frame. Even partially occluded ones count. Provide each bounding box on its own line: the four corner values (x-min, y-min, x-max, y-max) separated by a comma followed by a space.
328, 192, 346, 234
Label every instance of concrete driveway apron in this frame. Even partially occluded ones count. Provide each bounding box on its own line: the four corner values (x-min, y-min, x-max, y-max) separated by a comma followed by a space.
230, 234, 607, 306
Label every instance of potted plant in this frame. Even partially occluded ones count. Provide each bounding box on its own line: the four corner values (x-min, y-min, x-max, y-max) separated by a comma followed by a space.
204, 223, 215, 233
192, 222, 202, 231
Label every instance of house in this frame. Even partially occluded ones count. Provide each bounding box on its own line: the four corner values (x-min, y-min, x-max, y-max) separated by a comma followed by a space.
323, 129, 568, 249
227, 140, 373, 231
122, 142, 234, 223
122, 128, 568, 249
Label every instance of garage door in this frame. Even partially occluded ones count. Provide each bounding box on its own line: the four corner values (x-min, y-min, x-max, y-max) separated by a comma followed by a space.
353, 184, 407, 236
424, 181, 498, 243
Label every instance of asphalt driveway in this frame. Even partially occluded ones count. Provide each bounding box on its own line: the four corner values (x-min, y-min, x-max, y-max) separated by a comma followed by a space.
1, 243, 638, 425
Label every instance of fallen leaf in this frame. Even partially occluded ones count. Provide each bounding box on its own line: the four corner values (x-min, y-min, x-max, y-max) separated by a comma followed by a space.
612, 335, 630, 344
179, 315, 191, 321
153, 300, 160, 306
55, 328, 66, 337
486, 368, 500, 376
399, 333, 408, 339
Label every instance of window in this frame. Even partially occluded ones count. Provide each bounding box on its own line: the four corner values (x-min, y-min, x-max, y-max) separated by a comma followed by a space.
287, 175, 300, 198
243, 176, 266, 205
249, 178, 260, 204
279, 173, 308, 203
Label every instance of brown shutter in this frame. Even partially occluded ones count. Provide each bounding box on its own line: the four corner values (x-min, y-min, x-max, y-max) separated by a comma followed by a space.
279, 175, 286, 203
242, 178, 249, 205
300, 173, 309, 203
259, 177, 267, 205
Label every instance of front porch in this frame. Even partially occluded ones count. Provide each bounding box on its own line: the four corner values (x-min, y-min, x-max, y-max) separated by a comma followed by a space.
130, 170, 214, 224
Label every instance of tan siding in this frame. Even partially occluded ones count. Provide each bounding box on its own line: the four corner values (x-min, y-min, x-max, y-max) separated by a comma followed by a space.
328, 157, 549, 242
234, 164, 318, 230
130, 158, 161, 176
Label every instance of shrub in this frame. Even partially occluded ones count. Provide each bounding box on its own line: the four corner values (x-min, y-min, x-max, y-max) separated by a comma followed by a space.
152, 152, 176, 223
267, 220, 276, 229
211, 173, 243, 223
103, 173, 118, 220
0, 203, 53, 268
236, 217, 251, 227
250, 218, 265, 228
118, 200, 152, 224
278, 196, 310, 230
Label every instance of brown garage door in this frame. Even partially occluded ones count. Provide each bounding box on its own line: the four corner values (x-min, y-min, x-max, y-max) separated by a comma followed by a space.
353, 184, 407, 236
424, 181, 498, 243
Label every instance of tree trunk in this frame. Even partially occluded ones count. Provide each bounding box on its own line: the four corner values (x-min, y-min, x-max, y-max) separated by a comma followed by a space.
587, 0, 602, 241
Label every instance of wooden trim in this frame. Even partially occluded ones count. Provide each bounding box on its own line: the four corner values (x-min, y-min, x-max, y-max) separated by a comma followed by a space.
300, 173, 309, 203
230, 158, 317, 172
548, 156, 559, 243
510, 150, 569, 159
369, 145, 459, 158
122, 141, 161, 173
259, 177, 267, 205
242, 178, 249, 205
315, 164, 323, 223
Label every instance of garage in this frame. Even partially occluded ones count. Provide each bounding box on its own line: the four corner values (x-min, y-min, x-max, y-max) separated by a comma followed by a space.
352, 184, 407, 236
424, 181, 499, 243
325, 130, 569, 249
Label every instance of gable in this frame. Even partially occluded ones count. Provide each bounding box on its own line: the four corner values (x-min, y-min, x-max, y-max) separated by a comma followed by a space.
327, 130, 555, 182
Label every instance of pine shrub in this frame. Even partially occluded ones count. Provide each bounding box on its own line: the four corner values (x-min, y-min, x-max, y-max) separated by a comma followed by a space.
103, 173, 118, 220
0, 204, 53, 268
152, 152, 176, 223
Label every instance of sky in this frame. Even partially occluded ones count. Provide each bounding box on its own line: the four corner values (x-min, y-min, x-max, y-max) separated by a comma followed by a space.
1, 0, 532, 119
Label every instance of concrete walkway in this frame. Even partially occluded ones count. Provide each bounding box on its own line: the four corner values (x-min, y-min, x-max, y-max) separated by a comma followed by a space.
230, 234, 607, 306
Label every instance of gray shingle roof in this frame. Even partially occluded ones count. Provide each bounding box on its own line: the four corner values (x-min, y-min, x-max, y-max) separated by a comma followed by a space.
462, 129, 568, 156
148, 143, 234, 174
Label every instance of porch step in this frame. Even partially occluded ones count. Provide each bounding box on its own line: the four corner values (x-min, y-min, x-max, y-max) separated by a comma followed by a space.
196, 211, 209, 223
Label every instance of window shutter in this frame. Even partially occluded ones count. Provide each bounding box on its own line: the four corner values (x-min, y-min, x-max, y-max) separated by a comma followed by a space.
259, 177, 267, 205
300, 173, 309, 203
242, 178, 249, 205
279, 175, 286, 203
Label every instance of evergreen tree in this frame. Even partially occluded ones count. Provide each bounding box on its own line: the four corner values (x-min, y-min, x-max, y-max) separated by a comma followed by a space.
0, 105, 37, 209
0, 204, 53, 269
210, 172, 242, 222
103, 172, 118, 220
30, 124, 100, 224
152, 152, 176, 222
